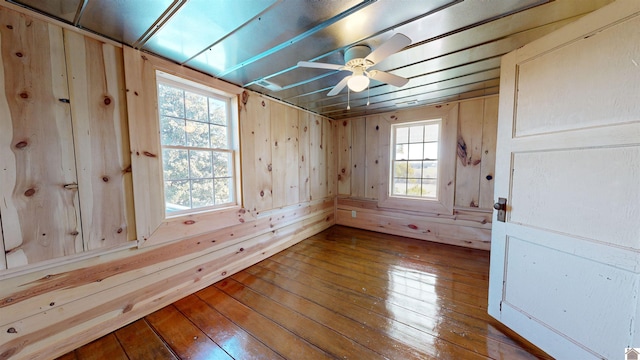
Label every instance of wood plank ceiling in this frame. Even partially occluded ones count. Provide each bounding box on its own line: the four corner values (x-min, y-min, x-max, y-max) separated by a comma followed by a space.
7, 0, 613, 120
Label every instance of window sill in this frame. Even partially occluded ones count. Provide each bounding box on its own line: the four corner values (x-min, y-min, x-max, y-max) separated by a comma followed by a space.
139, 205, 256, 248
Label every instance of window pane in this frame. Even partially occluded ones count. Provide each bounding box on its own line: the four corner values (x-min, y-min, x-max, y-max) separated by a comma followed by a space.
409, 126, 424, 143
408, 143, 423, 160
422, 179, 437, 198
163, 149, 188, 180
191, 179, 214, 207
393, 178, 407, 195
210, 124, 228, 149
396, 126, 409, 143
157, 75, 236, 215
189, 150, 212, 179
186, 120, 210, 148
160, 116, 186, 146
389, 120, 440, 200
165, 180, 190, 209
393, 160, 408, 178
185, 91, 208, 121
213, 151, 232, 177
158, 83, 184, 117
395, 144, 408, 161
424, 124, 439, 142
214, 178, 232, 204
407, 161, 422, 178
209, 97, 227, 125
407, 178, 422, 196
424, 142, 438, 160
422, 161, 438, 179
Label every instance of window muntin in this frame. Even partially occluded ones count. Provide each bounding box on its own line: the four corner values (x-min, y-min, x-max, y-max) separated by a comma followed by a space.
157, 74, 236, 215
390, 120, 440, 199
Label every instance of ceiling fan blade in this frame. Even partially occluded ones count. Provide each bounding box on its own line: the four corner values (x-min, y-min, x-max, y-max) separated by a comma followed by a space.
365, 33, 411, 65
327, 76, 351, 96
369, 70, 409, 87
297, 61, 344, 71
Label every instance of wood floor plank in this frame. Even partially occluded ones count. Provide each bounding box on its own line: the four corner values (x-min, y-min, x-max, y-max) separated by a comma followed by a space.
173, 294, 285, 360
145, 305, 233, 360
274, 246, 489, 309
214, 278, 387, 360
114, 319, 177, 360
57, 226, 551, 360
73, 333, 127, 360
196, 286, 334, 360
231, 269, 448, 360
248, 260, 541, 359
55, 352, 78, 360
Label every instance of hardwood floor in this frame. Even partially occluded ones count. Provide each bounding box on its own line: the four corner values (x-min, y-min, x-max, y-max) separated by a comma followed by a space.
57, 226, 551, 359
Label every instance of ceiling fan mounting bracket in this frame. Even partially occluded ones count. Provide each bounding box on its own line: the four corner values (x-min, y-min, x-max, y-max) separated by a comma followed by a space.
344, 44, 372, 64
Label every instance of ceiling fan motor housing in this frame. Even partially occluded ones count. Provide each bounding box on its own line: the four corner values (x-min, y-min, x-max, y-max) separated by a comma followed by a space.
344, 45, 373, 68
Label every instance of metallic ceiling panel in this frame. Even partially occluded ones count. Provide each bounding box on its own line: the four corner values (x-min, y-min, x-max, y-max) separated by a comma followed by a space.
312, 69, 501, 114
77, 0, 176, 45
142, 0, 278, 64
189, 0, 457, 84
288, 57, 502, 109
185, 0, 366, 78
9, 0, 81, 22
224, 0, 542, 89
325, 79, 501, 119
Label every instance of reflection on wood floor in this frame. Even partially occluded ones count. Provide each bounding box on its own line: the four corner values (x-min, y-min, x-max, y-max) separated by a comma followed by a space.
57, 225, 551, 359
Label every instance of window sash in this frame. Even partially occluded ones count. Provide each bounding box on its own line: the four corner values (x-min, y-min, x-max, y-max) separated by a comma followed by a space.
156, 74, 237, 215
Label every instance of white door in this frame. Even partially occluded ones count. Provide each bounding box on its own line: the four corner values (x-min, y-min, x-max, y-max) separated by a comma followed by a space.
488, 1, 640, 359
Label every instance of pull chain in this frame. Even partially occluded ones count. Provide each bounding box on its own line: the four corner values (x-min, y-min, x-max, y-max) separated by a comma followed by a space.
367, 85, 370, 106
347, 87, 351, 110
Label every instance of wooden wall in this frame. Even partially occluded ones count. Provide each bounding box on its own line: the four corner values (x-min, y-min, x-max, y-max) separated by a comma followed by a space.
336, 97, 498, 250
0, 5, 335, 359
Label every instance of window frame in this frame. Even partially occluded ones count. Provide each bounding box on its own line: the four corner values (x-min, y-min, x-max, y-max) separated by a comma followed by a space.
389, 119, 441, 200
156, 71, 238, 216
124, 48, 250, 248
378, 104, 458, 215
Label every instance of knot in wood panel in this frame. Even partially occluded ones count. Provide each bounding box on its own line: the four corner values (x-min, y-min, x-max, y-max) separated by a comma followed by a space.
14, 140, 28, 149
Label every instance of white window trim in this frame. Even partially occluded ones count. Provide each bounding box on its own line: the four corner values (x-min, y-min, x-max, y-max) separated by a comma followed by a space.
156, 71, 239, 215
389, 119, 441, 200
378, 103, 458, 215
124, 48, 252, 248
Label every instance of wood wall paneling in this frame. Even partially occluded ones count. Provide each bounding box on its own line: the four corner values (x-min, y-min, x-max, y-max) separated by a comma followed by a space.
337, 119, 351, 196
350, 117, 366, 198
0, 204, 334, 359
309, 115, 327, 201
336, 100, 496, 249
270, 102, 299, 208
479, 96, 498, 209
365, 116, 381, 200
298, 112, 311, 202
240, 93, 273, 213
0, 9, 81, 268
122, 47, 164, 241
326, 120, 337, 198
64, 30, 135, 250
455, 99, 484, 208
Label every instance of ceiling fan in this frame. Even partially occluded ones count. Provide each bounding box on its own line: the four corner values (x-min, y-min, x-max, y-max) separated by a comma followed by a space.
297, 33, 411, 96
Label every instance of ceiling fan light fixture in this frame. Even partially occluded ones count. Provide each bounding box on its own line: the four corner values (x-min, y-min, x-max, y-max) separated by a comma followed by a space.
348, 74, 369, 92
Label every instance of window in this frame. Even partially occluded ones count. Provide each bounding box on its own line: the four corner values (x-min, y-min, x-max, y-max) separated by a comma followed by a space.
390, 120, 440, 199
157, 72, 236, 215
378, 103, 457, 215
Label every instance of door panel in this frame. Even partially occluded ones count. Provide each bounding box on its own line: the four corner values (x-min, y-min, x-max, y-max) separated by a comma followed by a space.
510, 147, 639, 248
514, 16, 640, 137
488, 1, 640, 358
